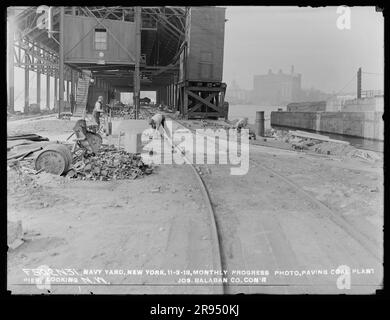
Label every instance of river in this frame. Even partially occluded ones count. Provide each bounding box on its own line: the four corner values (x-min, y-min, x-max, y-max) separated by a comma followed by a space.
228, 104, 383, 152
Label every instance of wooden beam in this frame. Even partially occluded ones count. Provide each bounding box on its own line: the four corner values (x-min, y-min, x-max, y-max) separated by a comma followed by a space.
190, 92, 219, 113
186, 86, 224, 92
158, 12, 184, 38
134, 6, 141, 119
58, 6, 64, 116
186, 90, 219, 112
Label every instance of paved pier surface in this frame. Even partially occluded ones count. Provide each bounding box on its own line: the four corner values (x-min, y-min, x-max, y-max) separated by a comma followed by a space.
7, 114, 383, 294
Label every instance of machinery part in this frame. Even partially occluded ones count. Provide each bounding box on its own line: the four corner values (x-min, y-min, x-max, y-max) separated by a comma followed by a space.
34, 143, 72, 175
80, 131, 103, 154
73, 119, 102, 154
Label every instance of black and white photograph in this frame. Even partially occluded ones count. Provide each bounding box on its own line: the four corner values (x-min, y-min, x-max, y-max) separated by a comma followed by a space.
6, 5, 384, 297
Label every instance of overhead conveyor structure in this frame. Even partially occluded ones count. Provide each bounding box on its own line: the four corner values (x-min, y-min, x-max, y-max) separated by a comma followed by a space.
7, 6, 228, 119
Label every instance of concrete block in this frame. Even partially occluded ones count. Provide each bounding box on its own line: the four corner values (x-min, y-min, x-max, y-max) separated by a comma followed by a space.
8, 220, 23, 246
123, 133, 143, 153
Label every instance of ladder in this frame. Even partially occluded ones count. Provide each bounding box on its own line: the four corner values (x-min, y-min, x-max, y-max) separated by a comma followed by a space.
73, 74, 91, 117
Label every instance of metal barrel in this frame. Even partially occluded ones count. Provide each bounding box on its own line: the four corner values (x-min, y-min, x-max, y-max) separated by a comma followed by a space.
34, 143, 72, 175
255, 111, 265, 136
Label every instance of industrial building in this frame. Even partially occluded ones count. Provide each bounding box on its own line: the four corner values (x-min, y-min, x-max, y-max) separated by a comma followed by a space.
252, 66, 302, 105
7, 6, 228, 119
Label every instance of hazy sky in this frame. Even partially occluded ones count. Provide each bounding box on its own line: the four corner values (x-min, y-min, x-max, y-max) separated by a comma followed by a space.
223, 6, 384, 93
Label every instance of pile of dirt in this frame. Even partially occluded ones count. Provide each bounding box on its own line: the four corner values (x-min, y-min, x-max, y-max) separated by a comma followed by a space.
70, 146, 153, 181
7, 162, 67, 210
7, 161, 40, 195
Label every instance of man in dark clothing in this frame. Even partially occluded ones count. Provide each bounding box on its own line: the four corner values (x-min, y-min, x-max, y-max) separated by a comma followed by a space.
92, 96, 104, 127
70, 93, 75, 114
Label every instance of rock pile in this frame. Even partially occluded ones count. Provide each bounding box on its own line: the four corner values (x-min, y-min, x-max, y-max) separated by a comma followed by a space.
70, 145, 153, 181
110, 105, 148, 120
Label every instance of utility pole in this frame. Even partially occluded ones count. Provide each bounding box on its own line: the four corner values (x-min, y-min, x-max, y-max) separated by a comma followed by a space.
357, 67, 362, 99
134, 6, 141, 119
58, 6, 64, 117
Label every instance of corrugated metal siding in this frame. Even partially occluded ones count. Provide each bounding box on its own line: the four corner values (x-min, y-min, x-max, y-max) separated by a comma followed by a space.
183, 7, 225, 82
64, 15, 136, 64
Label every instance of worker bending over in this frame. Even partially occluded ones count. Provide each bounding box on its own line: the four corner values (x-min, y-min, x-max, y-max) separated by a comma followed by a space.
149, 113, 166, 133
235, 117, 248, 132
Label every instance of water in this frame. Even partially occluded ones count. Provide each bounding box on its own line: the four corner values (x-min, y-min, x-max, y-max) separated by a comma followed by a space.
229, 104, 383, 153
272, 125, 384, 153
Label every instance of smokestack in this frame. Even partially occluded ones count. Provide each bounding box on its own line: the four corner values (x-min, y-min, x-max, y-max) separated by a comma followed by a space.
291, 65, 295, 74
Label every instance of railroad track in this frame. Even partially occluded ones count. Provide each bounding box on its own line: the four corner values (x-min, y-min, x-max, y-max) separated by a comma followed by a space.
143, 109, 381, 293
142, 108, 226, 294
174, 118, 380, 260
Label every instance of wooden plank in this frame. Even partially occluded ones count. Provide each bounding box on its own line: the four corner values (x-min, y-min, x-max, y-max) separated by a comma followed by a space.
7, 146, 43, 160
186, 90, 219, 112
290, 130, 349, 145
186, 86, 223, 92
291, 130, 330, 140
190, 92, 219, 113
187, 112, 224, 118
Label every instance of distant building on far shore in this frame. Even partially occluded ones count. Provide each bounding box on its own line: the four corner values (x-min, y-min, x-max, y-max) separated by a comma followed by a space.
252, 66, 302, 105
226, 80, 253, 104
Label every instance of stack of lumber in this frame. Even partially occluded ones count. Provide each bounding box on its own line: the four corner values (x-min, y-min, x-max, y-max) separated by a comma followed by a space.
7, 134, 51, 161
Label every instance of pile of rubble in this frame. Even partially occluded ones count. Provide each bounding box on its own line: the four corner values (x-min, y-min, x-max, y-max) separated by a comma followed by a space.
313, 142, 382, 162
269, 128, 382, 162
70, 145, 153, 181
110, 105, 148, 120
110, 105, 133, 119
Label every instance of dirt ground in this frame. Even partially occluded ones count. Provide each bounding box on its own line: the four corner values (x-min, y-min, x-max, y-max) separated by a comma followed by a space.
7, 116, 220, 294
7, 114, 383, 294
169, 117, 383, 294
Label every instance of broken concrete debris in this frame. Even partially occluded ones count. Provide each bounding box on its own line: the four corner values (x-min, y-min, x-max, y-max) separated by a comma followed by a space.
71, 145, 153, 181
7, 129, 153, 181
7, 220, 23, 249
269, 129, 382, 161
109, 104, 149, 120
151, 186, 161, 193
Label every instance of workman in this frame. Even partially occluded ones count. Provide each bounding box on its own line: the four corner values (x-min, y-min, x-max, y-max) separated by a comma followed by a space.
70, 93, 75, 114
93, 96, 104, 127
149, 113, 166, 132
235, 117, 248, 132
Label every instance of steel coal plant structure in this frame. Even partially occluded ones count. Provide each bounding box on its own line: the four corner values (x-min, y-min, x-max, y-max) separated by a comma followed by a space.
7, 6, 228, 119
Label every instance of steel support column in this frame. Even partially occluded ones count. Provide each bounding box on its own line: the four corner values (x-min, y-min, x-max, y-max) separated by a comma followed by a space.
7, 9, 15, 112
36, 47, 41, 110
134, 6, 141, 119
46, 73, 50, 110
357, 67, 362, 99
58, 6, 64, 116
24, 54, 29, 113
66, 72, 70, 101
